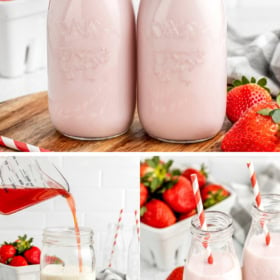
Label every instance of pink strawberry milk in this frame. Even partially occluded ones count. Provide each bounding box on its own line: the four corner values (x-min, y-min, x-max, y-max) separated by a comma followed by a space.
243, 194, 280, 280
184, 212, 242, 280
137, 0, 227, 143
47, 0, 136, 140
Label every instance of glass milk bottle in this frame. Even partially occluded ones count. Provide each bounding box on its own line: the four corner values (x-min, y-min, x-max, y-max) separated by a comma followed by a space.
41, 227, 96, 280
47, 0, 136, 140
184, 212, 242, 280
243, 194, 280, 280
138, 0, 227, 143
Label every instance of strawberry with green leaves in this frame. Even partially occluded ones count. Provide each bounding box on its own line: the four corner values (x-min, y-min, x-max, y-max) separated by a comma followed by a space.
141, 156, 174, 192
182, 165, 208, 188
202, 184, 230, 209
14, 235, 33, 254
141, 199, 176, 228
222, 99, 280, 152
227, 77, 272, 123
0, 235, 42, 267
163, 176, 196, 213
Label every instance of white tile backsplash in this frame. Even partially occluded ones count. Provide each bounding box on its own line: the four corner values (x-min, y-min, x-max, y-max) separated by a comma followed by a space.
0, 155, 140, 272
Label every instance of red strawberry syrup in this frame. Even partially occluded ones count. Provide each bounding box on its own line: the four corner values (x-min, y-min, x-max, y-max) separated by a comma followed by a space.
0, 187, 83, 271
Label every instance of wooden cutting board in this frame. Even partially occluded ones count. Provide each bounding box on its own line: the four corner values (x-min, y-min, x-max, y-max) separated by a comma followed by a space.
0, 92, 231, 152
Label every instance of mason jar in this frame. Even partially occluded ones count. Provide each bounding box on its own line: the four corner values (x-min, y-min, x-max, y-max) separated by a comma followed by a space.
41, 227, 96, 280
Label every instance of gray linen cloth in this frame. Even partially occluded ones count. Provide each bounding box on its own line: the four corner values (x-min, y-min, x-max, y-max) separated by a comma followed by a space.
230, 163, 280, 246
228, 26, 280, 96
97, 269, 128, 280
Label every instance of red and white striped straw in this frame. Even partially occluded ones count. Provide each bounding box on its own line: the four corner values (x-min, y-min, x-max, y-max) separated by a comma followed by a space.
191, 174, 214, 265
108, 209, 124, 268
134, 210, 140, 242
0, 136, 50, 152
247, 162, 271, 246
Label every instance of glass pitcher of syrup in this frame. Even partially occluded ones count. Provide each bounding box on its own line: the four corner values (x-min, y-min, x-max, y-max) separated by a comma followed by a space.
0, 157, 70, 215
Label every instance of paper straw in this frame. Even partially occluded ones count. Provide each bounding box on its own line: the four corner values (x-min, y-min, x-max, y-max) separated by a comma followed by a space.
0, 136, 50, 152
191, 174, 214, 265
247, 162, 271, 246
108, 209, 124, 268
134, 210, 140, 242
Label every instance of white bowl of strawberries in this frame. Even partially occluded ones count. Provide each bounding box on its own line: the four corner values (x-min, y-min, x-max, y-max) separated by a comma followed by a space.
0, 235, 40, 280
140, 157, 236, 270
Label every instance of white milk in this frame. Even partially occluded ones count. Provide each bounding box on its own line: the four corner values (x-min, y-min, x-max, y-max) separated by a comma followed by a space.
41, 265, 96, 280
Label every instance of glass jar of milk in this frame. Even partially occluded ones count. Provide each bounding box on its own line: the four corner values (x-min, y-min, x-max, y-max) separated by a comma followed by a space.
243, 194, 280, 280
41, 227, 96, 280
137, 0, 227, 143
184, 211, 242, 280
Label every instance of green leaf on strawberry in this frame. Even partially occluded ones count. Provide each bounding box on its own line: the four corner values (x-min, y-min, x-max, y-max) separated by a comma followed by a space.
257, 108, 280, 123
271, 109, 280, 123
228, 76, 270, 92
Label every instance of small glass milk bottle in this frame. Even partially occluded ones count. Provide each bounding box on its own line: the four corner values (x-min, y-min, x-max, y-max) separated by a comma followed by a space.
184, 211, 242, 280
47, 0, 136, 140
138, 0, 227, 143
41, 227, 96, 280
243, 194, 280, 280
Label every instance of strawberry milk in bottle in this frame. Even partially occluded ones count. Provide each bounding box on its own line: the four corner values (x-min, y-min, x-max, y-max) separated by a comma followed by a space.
138, 0, 227, 143
184, 212, 242, 280
243, 194, 280, 280
47, 0, 136, 140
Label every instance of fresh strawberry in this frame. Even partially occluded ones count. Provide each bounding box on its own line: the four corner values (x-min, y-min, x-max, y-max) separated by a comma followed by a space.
182, 165, 207, 188
141, 199, 176, 228
140, 183, 148, 207
222, 101, 280, 152
24, 246, 41, 265
14, 235, 33, 254
9, 256, 28, 267
227, 77, 272, 123
140, 162, 154, 178
45, 255, 64, 265
0, 245, 16, 264
166, 266, 184, 280
202, 184, 230, 208
179, 209, 197, 221
140, 157, 175, 193
163, 176, 196, 213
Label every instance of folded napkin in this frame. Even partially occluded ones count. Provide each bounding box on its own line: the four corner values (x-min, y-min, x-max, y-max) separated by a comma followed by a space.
97, 269, 128, 280
228, 26, 280, 96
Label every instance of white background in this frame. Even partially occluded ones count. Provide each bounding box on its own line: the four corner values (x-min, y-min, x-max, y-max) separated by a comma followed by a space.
0, 0, 280, 101
0, 155, 139, 273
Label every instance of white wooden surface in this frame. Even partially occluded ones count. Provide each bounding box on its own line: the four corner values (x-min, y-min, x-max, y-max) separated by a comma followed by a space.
0, 0, 279, 102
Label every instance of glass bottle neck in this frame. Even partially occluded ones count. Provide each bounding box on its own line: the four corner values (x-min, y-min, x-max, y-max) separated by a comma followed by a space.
251, 194, 280, 232
191, 211, 234, 245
